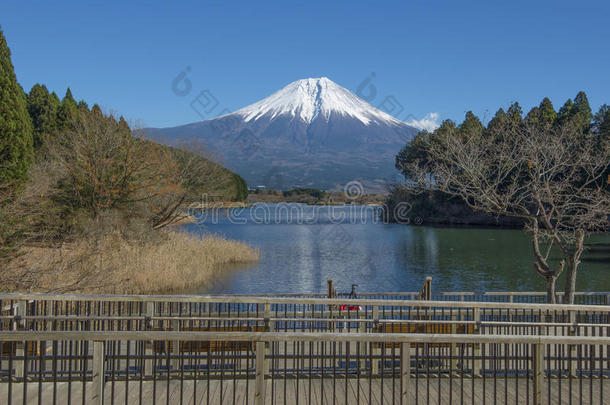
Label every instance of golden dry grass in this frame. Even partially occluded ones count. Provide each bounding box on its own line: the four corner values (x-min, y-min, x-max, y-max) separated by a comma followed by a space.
11, 231, 259, 294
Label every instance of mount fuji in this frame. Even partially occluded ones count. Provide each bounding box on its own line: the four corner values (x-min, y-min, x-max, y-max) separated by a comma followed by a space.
147, 77, 418, 192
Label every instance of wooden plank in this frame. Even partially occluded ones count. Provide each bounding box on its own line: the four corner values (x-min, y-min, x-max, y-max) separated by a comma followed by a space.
255, 341, 265, 405
0, 377, 606, 405
92, 341, 104, 405
3, 330, 608, 347
533, 343, 543, 405
401, 344, 411, 404
2, 292, 609, 314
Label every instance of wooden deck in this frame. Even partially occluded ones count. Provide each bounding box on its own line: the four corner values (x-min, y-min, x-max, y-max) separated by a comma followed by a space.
0, 377, 604, 404
1, 291, 609, 404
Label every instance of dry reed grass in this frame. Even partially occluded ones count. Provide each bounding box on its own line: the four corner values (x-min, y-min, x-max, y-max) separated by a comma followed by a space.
11, 231, 259, 294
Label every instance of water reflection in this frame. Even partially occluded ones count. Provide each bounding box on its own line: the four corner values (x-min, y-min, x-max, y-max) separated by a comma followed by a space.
182, 204, 610, 295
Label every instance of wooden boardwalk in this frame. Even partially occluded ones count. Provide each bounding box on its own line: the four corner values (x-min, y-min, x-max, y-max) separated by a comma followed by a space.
0, 377, 604, 404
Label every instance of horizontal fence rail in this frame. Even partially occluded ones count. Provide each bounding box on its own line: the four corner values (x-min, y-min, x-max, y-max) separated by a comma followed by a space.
2, 293, 610, 340
0, 331, 608, 405
3, 291, 610, 303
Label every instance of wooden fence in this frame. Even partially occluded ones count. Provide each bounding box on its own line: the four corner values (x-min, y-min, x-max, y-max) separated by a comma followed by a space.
0, 292, 609, 404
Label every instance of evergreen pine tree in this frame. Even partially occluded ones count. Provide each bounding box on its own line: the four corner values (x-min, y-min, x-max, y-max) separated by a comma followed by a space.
557, 99, 574, 126
594, 105, 610, 137
57, 87, 78, 131
538, 97, 557, 126
459, 111, 484, 137
486, 108, 508, 134
525, 107, 541, 126
506, 102, 523, 123
77, 100, 89, 110
27, 83, 60, 147
90, 104, 103, 116
525, 98, 557, 128
572, 91, 593, 132
0, 28, 33, 184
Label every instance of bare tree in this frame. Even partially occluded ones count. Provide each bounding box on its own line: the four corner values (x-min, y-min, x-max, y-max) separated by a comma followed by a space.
401, 121, 609, 303
48, 110, 188, 230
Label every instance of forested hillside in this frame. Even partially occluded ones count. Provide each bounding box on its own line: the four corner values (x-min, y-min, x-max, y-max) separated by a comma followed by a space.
0, 28, 255, 293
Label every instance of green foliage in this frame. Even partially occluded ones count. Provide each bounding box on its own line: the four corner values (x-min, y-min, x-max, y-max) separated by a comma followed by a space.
486, 108, 508, 135
593, 105, 610, 189
157, 143, 249, 202
459, 111, 484, 137
77, 100, 89, 110
572, 91, 593, 131
27, 84, 60, 148
506, 102, 523, 126
233, 174, 248, 201
57, 87, 78, 131
0, 28, 33, 184
526, 98, 557, 129
395, 130, 430, 178
539, 97, 557, 126
282, 188, 327, 199
594, 104, 610, 136
557, 99, 574, 126
390, 92, 605, 225
555, 92, 594, 132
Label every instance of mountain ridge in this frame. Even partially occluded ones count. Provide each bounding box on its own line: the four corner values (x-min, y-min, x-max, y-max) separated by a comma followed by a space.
147, 77, 419, 192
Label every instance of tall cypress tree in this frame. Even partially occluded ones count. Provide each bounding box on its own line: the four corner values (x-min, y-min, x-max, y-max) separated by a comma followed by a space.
538, 97, 557, 126
572, 91, 593, 132
525, 107, 541, 126
459, 111, 484, 137
557, 99, 574, 126
593, 105, 610, 188
57, 87, 78, 131
594, 105, 610, 136
525, 98, 557, 128
0, 28, 33, 184
486, 108, 508, 135
27, 83, 60, 148
506, 102, 523, 123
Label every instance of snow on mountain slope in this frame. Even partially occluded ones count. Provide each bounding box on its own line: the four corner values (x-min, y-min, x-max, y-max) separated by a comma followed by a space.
148, 77, 419, 191
228, 77, 405, 126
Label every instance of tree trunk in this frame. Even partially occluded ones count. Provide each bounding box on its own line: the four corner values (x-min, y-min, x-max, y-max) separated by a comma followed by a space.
545, 275, 557, 304
564, 260, 578, 304
564, 230, 585, 305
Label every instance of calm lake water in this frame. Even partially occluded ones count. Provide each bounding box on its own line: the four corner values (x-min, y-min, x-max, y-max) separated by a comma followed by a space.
182, 204, 610, 295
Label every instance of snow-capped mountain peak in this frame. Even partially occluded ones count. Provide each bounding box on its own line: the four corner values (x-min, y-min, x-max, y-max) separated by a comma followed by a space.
231, 77, 404, 126
149, 77, 419, 191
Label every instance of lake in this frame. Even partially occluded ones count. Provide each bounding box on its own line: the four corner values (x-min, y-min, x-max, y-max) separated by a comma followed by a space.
182, 204, 610, 295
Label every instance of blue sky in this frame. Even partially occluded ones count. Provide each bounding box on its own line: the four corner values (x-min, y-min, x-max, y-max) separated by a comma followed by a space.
1, 0, 609, 128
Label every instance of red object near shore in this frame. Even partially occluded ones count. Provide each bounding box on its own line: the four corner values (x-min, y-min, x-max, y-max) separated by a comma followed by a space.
339, 305, 362, 311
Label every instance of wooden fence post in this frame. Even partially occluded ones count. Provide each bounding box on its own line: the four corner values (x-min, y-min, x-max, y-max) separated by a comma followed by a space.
14, 300, 26, 379
171, 317, 180, 370
533, 342, 544, 405
92, 341, 105, 405
401, 342, 411, 404
255, 341, 266, 405
144, 302, 154, 375
327, 279, 335, 299
473, 307, 481, 376
450, 313, 458, 373
263, 303, 271, 375
568, 310, 578, 377
372, 305, 380, 375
